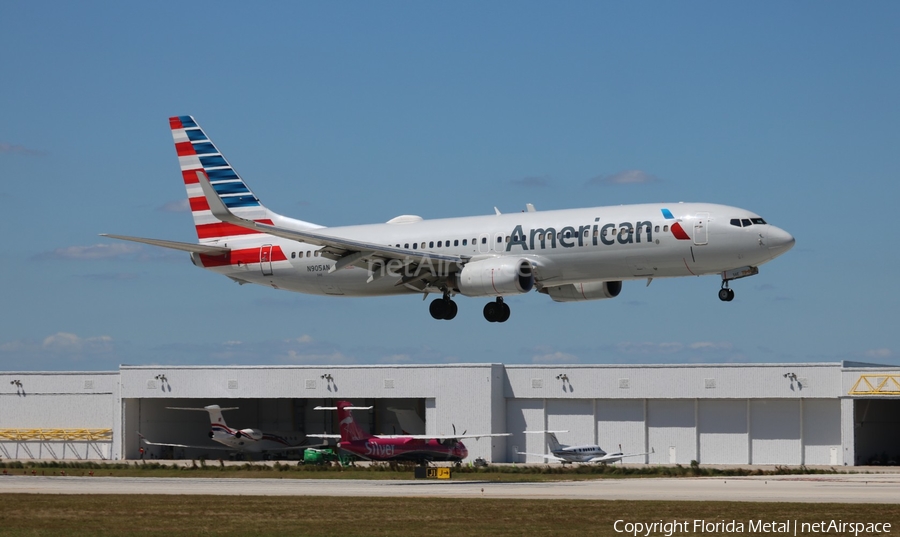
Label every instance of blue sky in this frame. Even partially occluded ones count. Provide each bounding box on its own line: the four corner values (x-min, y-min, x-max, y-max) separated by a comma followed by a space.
2, 2, 898, 371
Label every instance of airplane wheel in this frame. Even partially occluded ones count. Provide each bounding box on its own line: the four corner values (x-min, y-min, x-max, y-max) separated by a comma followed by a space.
718, 288, 731, 302
443, 300, 458, 320
429, 298, 447, 319
483, 302, 499, 322
726, 289, 735, 301
498, 303, 511, 323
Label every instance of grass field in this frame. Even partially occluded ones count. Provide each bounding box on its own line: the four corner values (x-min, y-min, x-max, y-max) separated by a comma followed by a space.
0, 460, 847, 482
0, 495, 897, 537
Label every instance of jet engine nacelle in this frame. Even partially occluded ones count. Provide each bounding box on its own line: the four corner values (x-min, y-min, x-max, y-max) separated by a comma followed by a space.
235, 428, 263, 440
540, 281, 622, 302
454, 258, 534, 297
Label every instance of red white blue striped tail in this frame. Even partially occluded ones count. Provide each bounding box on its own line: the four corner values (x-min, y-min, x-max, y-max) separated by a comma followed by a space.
169, 116, 274, 242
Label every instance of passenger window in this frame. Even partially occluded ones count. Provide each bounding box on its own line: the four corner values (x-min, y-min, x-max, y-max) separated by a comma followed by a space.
462, 239, 467, 246
429, 241, 434, 248
437, 241, 442, 247
299, 252, 304, 258
593, 230, 598, 237
539, 233, 544, 240
291, 252, 296, 259
583, 229, 589, 237
404, 243, 409, 249
654, 226, 659, 232
315, 251, 320, 257
505, 236, 510, 242
663, 225, 669, 232
741, 219, 752, 227
497, 236, 502, 243
454, 240, 459, 246
481, 237, 487, 244
306, 251, 311, 257
412, 243, 417, 250
420, 242, 425, 248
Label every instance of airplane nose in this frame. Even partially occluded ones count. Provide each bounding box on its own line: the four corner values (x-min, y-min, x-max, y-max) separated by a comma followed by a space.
768, 226, 795, 254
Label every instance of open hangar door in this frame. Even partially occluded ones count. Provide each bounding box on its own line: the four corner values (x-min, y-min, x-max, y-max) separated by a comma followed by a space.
126, 397, 314, 460
314, 398, 427, 438
854, 398, 900, 465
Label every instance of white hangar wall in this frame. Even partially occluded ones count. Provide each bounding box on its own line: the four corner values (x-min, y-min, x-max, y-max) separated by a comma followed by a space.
2, 362, 898, 465
504, 364, 847, 465
0, 372, 118, 460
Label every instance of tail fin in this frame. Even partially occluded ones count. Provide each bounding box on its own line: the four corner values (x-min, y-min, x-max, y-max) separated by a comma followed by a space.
169, 116, 274, 243
546, 432, 563, 451
204, 404, 229, 429
337, 401, 371, 442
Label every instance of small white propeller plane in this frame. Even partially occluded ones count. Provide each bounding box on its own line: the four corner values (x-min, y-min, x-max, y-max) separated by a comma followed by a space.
104, 116, 794, 322
138, 405, 314, 455
518, 430, 653, 464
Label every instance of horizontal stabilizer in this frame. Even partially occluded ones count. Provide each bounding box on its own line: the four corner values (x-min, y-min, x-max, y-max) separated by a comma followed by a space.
101, 234, 230, 256
313, 406, 373, 411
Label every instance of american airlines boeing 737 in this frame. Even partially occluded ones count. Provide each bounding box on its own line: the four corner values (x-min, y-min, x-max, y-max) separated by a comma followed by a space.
103, 116, 795, 323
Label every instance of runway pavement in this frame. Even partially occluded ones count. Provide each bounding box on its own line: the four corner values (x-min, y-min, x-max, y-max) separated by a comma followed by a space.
1, 473, 899, 503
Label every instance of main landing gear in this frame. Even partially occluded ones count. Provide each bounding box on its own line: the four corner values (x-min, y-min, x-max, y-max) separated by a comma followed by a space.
429, 294, 458, 320
429, 295, 511, 322
483, 297, 511, 323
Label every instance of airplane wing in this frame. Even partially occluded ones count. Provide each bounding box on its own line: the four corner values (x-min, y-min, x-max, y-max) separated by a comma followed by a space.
195, 171, 470, 284
100, 234, 231, 256
374, 433, 511, 440
588, 447, 655, 463
137, 433, 233, 451
515, 451, 566, 462
305, 434, 341, 439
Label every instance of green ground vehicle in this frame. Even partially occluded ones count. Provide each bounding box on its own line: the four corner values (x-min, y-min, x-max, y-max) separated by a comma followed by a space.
302, 447, 355, 465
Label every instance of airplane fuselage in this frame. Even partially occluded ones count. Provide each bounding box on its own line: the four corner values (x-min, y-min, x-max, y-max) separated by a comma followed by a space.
210, 424, 305, 453
338, 437, 468, 463
193, 203, 793, 298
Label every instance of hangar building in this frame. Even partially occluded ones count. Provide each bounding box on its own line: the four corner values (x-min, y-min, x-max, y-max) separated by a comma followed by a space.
0, 361, 897, 466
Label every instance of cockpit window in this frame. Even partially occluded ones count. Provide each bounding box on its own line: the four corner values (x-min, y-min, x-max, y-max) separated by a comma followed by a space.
751, 218, 767, 225
730, 219, 741, 227
741, 219, 752, 227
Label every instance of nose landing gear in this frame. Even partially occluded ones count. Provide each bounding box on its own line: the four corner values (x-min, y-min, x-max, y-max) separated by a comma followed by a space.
718, 285, 735, 302
483, 297, 511, 323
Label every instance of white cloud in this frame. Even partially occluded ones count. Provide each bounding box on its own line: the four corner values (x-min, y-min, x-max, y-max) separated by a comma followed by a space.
158, 199, 190, 213
277, 350, 355, 364
528, 345, 578, 364
616, 342, 684, 355
689, 341, 734, 351
532, 351, 578, 364
379, 354, 412, 364
35, 243, 141, 261
42, 332, 113, 353
588, 169, 660, 186
865, 348, 892, 358
0, 142, 45, 155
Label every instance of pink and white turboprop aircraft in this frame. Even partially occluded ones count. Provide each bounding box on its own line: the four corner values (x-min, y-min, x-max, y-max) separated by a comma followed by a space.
309, 401, 508, 465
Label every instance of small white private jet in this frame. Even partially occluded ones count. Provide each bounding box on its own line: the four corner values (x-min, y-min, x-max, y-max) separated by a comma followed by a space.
518, 430, 653, 464
138, 405, 313, 455
104, 116, 794, 322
